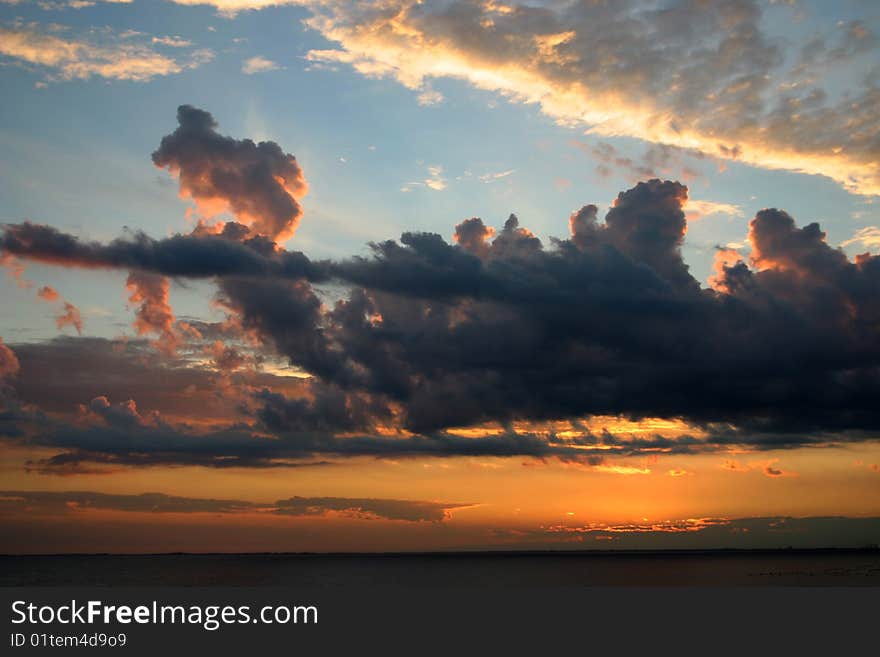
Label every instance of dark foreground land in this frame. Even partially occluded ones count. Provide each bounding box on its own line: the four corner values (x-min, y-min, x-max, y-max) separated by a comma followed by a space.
3, 548, 879, 587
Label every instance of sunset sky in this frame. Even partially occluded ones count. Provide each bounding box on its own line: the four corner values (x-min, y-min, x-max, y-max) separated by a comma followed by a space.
1, 0, 879, 553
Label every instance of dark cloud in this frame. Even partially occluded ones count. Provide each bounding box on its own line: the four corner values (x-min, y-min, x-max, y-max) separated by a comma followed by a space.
3, 157, 880, 464
216, 275, 348, 384
0, 220, 324, 280
253, 386, 389, 435
0, 490, 253, 515
0, 490, 468, 523
8, 337, 236, 417
273, 496, 470, 522
152, 105, 308, 241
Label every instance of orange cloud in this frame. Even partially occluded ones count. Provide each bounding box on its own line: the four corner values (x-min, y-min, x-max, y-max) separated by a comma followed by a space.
708, 248, 745, 291
0, 338, 19, 379
36, 285, 59, 301
153, 106, 308, 242
297, 1, 879, 195
126, 271, 178, 355
0, 25, 209, 83
55, 301, 83, 335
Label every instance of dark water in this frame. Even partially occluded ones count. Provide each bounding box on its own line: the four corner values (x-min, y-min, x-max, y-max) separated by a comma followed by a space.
3, 550, 879, 587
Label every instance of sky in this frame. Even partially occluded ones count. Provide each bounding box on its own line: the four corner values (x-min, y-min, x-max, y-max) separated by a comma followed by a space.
0, 0, 879, 553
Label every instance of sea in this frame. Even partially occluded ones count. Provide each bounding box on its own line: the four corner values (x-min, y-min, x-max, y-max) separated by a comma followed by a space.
3, 549, 879, 587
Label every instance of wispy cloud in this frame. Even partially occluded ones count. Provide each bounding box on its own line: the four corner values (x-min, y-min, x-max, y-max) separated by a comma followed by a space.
840, 226, 880, 251
168, 0, 300, 18
0, 23, 212, 83
401, 165, 446, 192
478, 169, 515, 184
152, 35, 192, 48
0, 0, 133, 8
684, 199, 743, 221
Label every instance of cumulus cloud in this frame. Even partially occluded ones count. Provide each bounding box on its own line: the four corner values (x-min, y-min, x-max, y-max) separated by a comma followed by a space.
453, 217, 494, 257
152, 105, 308, 241
5, 172, 880, 456
3, 105, 880, 470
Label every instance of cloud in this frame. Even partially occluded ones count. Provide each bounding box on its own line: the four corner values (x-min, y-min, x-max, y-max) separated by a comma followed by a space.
841, 226, 880, 252
0, 490, 468, 522
721, 458, 796, 477
453, 217, 495, 257
5, 336, 271, 418
0, 490, 253, 514
55, 301, 83, 335
273, 496, 470, 522
416, 85, 444, 106
34, 284, 84, 335
684, 199, 743, 221
152, 105, 308, 241
514, 516, 880, 550
401, 165, 447, 192
478, 169, 515, 184
0, 220, 324, 280
0, 338, 19, 380
167, 0, 300, 17
152, 36, 192, 48
296, 0, 880, 195
0, 0, 133, 8
3, 106, 880, 469
0, 24, 209, 82
36, 285, 59, 302
242, 55, 281, 74
126, 271, 179, 355
5, 173, 880, 453
580, 141, 706, 184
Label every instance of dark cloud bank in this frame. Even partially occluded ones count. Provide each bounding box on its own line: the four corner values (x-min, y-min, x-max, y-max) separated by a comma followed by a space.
2, 106, 879, 471
0, 490, 467, 523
